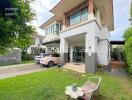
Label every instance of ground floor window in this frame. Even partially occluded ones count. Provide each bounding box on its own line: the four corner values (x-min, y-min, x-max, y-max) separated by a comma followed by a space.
68, 46, 85, 63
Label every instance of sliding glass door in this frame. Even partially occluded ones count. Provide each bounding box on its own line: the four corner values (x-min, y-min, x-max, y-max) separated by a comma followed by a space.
73, 46, 85, 63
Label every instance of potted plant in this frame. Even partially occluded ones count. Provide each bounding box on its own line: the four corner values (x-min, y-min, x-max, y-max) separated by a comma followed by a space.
71, 83, 78, 91
97, 64, 104, 72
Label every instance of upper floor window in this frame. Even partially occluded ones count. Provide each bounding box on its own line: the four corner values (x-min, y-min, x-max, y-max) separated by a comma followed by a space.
68, 8, 88, 26
39, 39, 42, 44
46, 23, 60, 35
81, 8, 88, 21
60, 24, 62, 31
56, 24, 59, 34
70, 11, 81, 25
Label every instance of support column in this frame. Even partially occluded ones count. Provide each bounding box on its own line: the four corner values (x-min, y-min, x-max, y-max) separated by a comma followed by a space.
85, 32, 97, 73
70, 46, 73, 62
88, 0, 94, 19
60, 38, 68, 64
63, 14, 66, 29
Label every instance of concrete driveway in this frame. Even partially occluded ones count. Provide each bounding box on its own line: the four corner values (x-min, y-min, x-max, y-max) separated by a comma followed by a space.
0, 63, 47, 79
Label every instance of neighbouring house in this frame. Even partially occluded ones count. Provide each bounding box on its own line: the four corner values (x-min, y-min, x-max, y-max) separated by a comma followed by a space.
27, 34, 46, 54
39, 0, 114, 73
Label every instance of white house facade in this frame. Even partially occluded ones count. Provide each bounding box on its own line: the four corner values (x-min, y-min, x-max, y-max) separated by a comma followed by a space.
27, 34, 45, 54
40, 0, 114, 73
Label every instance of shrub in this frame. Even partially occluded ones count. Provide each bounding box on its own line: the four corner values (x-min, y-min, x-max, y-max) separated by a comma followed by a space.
124, 37, 132, 74
97, 64, 103, 68
120, 50, 127, 63
21, 51, 34, 61
111, 48, 118, 60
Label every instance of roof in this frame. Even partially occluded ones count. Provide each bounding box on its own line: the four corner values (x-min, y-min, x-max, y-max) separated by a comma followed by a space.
41, 39, 60, 45
94, 0, 114, 31
39, 16, 56, 29
39, 15, 62, 29
110, 41, 125, 45
50, 0, 85, 18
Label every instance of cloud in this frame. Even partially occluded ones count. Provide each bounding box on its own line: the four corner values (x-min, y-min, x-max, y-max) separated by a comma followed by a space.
30, 0, 60, 36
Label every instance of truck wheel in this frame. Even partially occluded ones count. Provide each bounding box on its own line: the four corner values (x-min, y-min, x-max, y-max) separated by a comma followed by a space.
48, 61, 54, 67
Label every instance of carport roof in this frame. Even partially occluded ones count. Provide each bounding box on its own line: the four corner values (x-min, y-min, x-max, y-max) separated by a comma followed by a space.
41, 39, 60, 45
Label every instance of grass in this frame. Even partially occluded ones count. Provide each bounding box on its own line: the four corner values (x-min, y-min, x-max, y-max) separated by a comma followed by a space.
0, 68, 131, 100
0, 60, 34, 67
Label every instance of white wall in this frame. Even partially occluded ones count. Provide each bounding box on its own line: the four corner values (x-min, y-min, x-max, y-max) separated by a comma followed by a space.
98, 26, 110, 40
97, 40, 110, 65
60, 18, 110, 65
97, 26, 110, 65
60, 19, 101, 53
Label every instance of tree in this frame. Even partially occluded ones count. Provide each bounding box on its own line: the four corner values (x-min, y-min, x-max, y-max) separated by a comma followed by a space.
0, 0, 35, 53
124, 0, 132, 74
124, 27, 132, 39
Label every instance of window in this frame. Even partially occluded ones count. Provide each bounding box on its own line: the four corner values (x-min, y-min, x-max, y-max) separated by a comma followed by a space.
39, 39, 42, 44
60, 24, 62, 31
70, 11, 81, 26
49, 27, 51, 34
54, 24, 56, 32
52, 26, 54, 34
46, 29, 47, 34
51, 54, 60, 57
51, 26, 52, 33
53, 25, 54, 33
47, 28, 49, 34
56, 24, 59, 32
81, 8, 88, 21
45, 24, 60, 35
69, 8, 88, 26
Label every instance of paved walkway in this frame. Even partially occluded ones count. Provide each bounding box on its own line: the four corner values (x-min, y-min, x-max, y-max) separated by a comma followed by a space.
108, 68, 129, 77
0, 63, 47, 79
63, 63, 85, 73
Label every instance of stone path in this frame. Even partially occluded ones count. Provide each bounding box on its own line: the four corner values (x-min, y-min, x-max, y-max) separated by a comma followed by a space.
108, 68, 129, 77
0, 63, 47, 79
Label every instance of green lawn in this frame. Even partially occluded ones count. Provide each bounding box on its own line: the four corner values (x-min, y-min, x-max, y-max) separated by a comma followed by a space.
0, 68, 131, 100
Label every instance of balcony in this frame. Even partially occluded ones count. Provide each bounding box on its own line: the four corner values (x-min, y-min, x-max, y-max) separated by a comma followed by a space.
43, 31, 60, 43
60, 18, 101, 35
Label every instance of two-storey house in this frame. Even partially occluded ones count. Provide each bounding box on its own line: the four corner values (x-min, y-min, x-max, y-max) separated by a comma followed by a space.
40, 0, 114, 73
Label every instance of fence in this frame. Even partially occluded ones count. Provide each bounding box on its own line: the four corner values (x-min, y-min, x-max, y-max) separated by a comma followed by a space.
0, 48, 22, 65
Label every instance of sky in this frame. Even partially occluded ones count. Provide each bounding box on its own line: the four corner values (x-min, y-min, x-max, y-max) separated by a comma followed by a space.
31, 0, 131, 40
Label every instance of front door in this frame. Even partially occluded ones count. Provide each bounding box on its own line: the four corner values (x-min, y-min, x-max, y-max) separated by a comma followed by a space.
73, 46, 85, 63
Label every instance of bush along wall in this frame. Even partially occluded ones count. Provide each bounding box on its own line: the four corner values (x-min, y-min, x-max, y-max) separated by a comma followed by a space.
124, 1, 132, 74
124, 37, 132, 74
21, 51, 34, 61
124, 27, 132, 74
